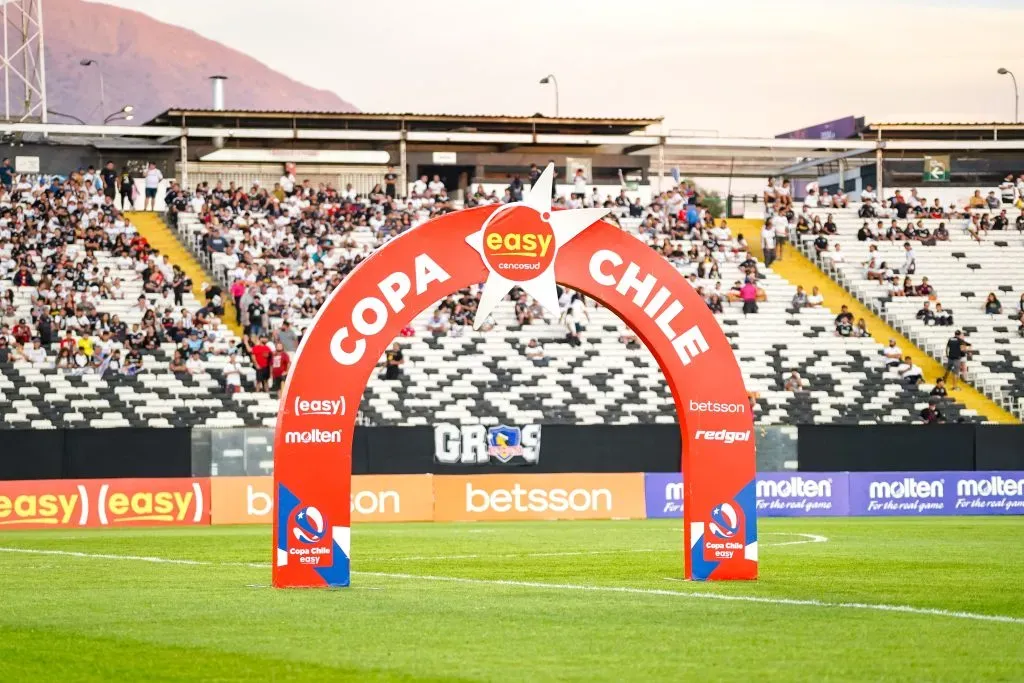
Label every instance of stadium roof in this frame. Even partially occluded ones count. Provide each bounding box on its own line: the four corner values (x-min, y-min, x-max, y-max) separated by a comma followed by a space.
863, 121, 1024, 141
146, 109, 663, 136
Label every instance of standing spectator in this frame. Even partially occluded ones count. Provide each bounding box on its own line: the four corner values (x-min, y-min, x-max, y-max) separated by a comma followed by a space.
250, 336, 273, 392
740, 279, 758, 315
943, 330, 970, 389
902, 242, 916, 275
223, 352, 243, 393
384, 165, 398, 199
271, 341, 290, 391
761, 219, 777, 266
0, 158, 11, 189
143, 162, 163, 211
101, 161, 118, 202
119, 168, 135, 210
276, 321, 298, 354
247, 295, 266, 337
383, 342, 404, 380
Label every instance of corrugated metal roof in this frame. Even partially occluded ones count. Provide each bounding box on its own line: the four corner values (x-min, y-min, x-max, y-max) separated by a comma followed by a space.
868, 121, 1024, 127
157, 108, 662, 124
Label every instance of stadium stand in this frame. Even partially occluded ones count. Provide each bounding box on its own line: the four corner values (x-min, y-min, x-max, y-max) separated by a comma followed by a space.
790, 197, 1024, 420
164, 176, 980, 427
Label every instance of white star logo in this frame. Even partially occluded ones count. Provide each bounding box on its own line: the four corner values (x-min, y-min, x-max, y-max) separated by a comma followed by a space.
466, 163, 609, 329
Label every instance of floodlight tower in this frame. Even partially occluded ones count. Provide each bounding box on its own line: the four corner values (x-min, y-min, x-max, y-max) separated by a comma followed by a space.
0, 0, 48, 122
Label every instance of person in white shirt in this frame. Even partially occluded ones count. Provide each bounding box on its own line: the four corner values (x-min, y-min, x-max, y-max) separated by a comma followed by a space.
763, 178, 777, 207
1000, 175, 1016, 204
427, 175, 445, 195
761, 222, 777, 266
882, 339, 902, 367
186, 352, 204, 375
806, 286, 824, 307
412, 175, 428, 196
804, 189, 819, 209
572, 169, 588, 197
24, 338, 47, 366
897, 355, 923, 385
223, 353, 243, 393
860, 185, 877, 203
903, 242, 917, 275
143, 163, 163, 211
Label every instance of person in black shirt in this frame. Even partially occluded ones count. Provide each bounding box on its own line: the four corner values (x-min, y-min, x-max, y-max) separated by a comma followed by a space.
384, 342, 403, 380
528, 163, 541, 189
0, 158, 11, 189
101, 161, 117, 200
943, 330, 969, 389
384, 166, 398, 198
1016, 211, 1024, 232
247, 296, 265, 336
930, 378, 947, 397
509, 174, 524, 202
920, 400, 946, 424
834, 305, 854, 337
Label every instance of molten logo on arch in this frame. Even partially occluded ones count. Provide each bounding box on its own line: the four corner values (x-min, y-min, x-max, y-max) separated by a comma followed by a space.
482, 206, 555, 281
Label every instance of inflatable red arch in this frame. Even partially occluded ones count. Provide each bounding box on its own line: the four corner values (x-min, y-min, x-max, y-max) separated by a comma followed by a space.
273, 170, 757, 588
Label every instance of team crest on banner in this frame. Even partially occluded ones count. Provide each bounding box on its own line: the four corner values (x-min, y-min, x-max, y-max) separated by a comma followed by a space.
487, 425, 524, 463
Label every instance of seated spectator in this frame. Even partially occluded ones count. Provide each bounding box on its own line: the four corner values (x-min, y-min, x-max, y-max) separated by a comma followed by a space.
726, 280, 744, 303
934, 303, 954, 327
824, 243, 845, 265
916, 277, 934, 297
791, 286, 808, 309
882, 339, 902, 366
993, 209, 1010, 231
920, 399, 946, 424
784, 370, 805, 392
896, 355, 923, 386
186, 351, 204, 376
930, 378, 948, 397
707, 294, 724, 314
525, 338, 548, 361
169, 350, 190, 378
986, 190, 1001, 210
124, 348, 145, 376
857, 221, 875, 242
983, 293, 1003, 315
23, 338, 46, 366
969, 189, 986, 209
854, 319, 869, 337
1017, 210, 1024, 231
806, 286, 824, 308
813, 234, 829, 257
917, 301, 936, 325
834, 306, 854, 336
427, 308, 449, 336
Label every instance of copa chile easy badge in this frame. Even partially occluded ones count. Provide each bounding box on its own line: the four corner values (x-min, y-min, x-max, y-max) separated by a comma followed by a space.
703, 501, 745, 562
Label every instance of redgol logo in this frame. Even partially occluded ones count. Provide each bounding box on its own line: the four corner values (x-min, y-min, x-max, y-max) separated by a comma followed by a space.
294, 397, 345, 417
285, 429, 343, 445
695, 429, 751, 444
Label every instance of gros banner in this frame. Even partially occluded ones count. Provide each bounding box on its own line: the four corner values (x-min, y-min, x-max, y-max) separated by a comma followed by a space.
210, 475, 434, 524
0, 478, 209, 529
433, 473, 646, 522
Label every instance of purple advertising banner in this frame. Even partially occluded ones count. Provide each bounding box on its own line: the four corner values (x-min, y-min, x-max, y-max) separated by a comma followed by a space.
644, 473, 850, 518
644, 471, 1024, 519
776, 115, 862, 141
644, 472, 683, 519
849, 472, 952, 516
755, 473, 850, 517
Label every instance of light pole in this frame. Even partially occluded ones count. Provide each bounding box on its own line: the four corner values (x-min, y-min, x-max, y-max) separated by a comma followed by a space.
997, 67, 1019, 123
539, 74, 559, 117
80, 58, 106, 123
103, 104, 134, 124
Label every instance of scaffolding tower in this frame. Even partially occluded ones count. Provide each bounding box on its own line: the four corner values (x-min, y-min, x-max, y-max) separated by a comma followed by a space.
0, 0, 46, 122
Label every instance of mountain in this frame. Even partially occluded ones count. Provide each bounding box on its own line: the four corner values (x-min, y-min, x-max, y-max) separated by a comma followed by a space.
39, 0, 357, 125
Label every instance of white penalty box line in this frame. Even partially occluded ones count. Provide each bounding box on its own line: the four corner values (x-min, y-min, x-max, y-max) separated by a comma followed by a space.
0, 545, 1021, 626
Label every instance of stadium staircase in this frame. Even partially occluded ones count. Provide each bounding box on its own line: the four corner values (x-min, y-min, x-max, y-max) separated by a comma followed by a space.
126, 212, 243, 337
744, 219, 1017, 425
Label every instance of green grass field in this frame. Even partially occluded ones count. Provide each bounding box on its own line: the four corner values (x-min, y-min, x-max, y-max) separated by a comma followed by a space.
0, 518, 1022, 681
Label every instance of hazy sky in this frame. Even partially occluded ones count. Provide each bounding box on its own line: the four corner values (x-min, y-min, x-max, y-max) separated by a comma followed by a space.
92, 0, 1023, 135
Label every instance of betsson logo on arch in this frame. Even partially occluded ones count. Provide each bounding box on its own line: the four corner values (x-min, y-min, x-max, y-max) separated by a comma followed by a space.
689, 400, 747, 414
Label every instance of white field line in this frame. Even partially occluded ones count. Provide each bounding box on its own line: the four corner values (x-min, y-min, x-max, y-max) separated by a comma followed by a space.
360, 533, 828, 561
1, 545, 1022, 626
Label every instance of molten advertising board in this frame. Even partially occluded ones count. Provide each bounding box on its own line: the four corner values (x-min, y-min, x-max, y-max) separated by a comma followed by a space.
273, 163, 757, 587
0, 478, 208, 529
